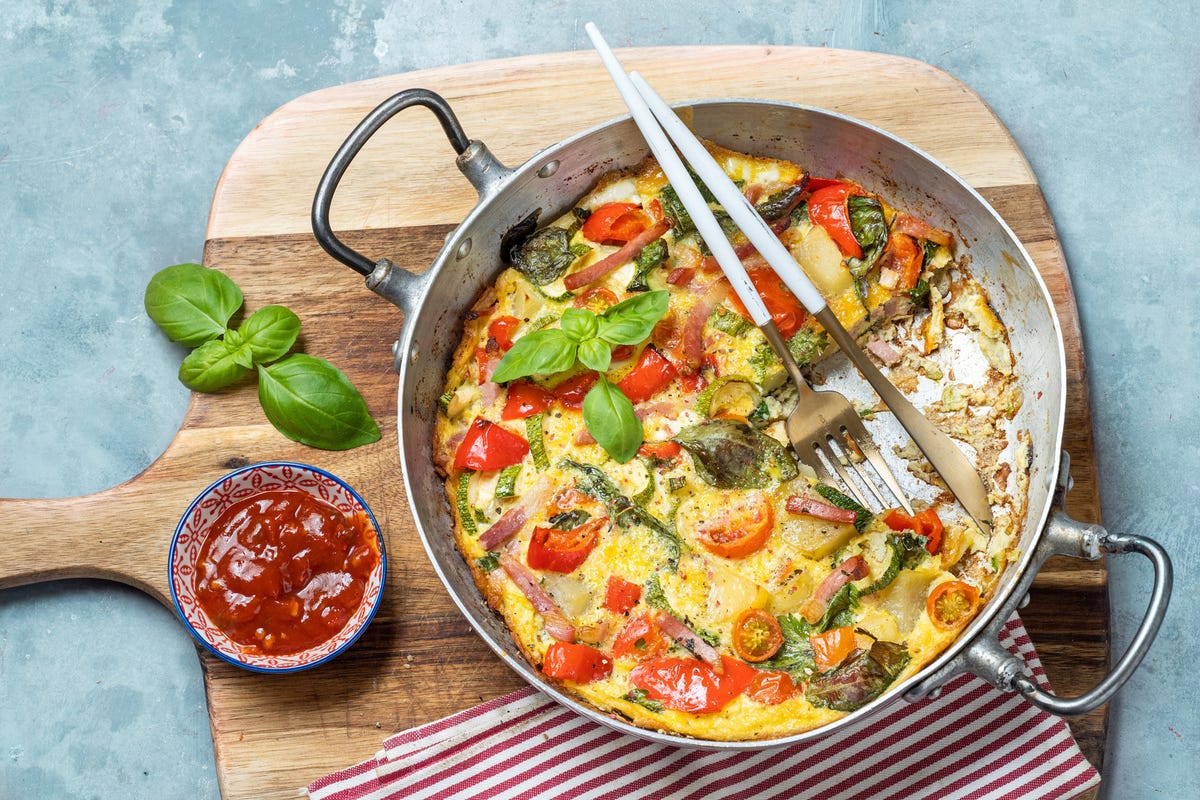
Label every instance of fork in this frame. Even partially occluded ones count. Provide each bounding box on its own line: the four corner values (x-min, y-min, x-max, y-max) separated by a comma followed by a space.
586, 23, 993, 528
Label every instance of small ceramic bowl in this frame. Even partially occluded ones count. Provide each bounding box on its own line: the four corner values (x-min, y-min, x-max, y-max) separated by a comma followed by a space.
169, 461, 386, 673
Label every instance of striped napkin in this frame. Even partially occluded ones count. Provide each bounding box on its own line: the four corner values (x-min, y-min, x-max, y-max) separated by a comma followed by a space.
307, 614, 1099, 800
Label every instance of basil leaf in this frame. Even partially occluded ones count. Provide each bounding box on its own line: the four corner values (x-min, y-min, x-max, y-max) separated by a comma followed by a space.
560, 307, 599, 342
238, 305, 300, 364
815, 483, 874, 532
144, 263, 243, 346
577, 338, 612, 372
583, 378, 642, 463
510, 226, 577, 286
845, 195, 887, 277
814, 584, 860, 633
549, 509, 592, 530
628, 238, 667, 292
178, 338, 249, 392
597, 290, 670, 345
658, 185, 695, 235
755, 184, 806, 220
491, 329, 577, 383
257, 354, 381, 450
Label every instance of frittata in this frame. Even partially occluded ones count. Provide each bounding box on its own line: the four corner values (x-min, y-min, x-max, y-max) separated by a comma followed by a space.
433, 142, 1025, 740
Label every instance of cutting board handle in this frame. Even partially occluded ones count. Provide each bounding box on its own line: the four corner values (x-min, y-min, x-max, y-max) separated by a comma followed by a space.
0, 484, 174, 604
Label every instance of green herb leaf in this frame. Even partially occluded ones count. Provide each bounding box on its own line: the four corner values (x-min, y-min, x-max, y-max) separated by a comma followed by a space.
815, 483, 874, 532
257, 354, 381, 450
491, 329, 577, 383
178, 338, 249, 392
596, 290, 670, 345
805, 640, 910, 711
658, 185, 695, 235
237, 305, 301, 364
760, 614, 817, 680
561, 458, 680, 567
673, 418, 797, 489
548, 509, 592, 530
755, 184, 806, 220
560, 307, 599, 342
510, 226, 578, 286
577, 338, 612, 372
628, 238, 668, 292
583, 377, 642, 463
144, 263, 243, 346
815, 584, 861, 632
845, 195, 888, 277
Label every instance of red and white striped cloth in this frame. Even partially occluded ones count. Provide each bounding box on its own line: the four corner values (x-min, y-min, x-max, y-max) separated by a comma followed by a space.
307, 614, 1099, 800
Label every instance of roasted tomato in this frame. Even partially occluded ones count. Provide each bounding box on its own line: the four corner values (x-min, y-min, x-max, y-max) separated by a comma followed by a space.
884, 508, 945, 554
542, 641, 612, 683
526, 517, 605, 574
487, 315, 521, 351
808, 182, 865, 258
885, 232, 924, 290
728, 266, 808, 338
926, 580, 981, 631
453, 417, 529, 471
613, 613, 669, 660
617, 345, 678, 404
732, 609, 783, 663
572, 286, 620, 312
637, 441, 681, 461
745, 670, 796, 705
582, 202, 651, 245
629, 655, 757, 713
501, 380, 553, 420
603, 577, 642, 614
551, 372, 599, 410
694, 490, 775, 559
810, 625, 858, 672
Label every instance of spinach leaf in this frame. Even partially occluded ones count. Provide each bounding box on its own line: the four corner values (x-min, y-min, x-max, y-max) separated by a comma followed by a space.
672, 418, 798, 489
596, 290, 670, 345
490, 329, 577, 383
257, 354, 381, 450
562, 459, 680, 566
755, 184, 806, 220
628, 238, 667, 292
583, 377, 642, 464
815, 583, 861, 632
760, 614, 817, 680
178, 337, 249, 392
845, 195, 888, 278
144, 263, 243, 346
238, 305, 300, 364
908, 278, 931, 307
548, 509, 592, 530
510, 226, 577, 286
805, 640, 911, 711
657, 185, 695, 235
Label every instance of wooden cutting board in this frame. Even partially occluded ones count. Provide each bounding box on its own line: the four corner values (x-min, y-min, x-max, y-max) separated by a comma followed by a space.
0, 47, 1108, 799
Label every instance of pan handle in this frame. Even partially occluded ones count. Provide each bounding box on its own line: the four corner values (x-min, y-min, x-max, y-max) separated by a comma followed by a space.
311, 88, 514, 314
905, 452, 1173, 717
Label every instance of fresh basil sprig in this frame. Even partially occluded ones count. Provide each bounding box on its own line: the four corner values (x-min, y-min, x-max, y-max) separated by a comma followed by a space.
490, 290, 670, 463
144, 264, 379, 451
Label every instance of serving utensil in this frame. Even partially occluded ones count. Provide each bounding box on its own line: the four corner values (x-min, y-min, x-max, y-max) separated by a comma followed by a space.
585, 23, 992, 528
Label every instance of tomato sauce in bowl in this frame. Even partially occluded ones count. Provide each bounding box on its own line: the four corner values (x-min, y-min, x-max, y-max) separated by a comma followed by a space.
194, 489, 379, 655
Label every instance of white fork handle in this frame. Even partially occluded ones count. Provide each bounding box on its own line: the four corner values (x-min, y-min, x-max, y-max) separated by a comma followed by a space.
629, 71, 829, 315
583, 22, 773, 328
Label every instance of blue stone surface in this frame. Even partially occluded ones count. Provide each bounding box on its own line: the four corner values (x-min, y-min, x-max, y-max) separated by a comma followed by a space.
1, 2, 1195, 798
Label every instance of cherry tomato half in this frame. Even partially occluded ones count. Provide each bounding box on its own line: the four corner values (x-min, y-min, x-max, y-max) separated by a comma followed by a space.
727, 267, 809, 338
572, 286, 620, 313
926, 580, 981, 631
617, 346, 678, 404
526, 516, 605, 573
542, 641, 612, 683
582, 202, 651, 245
886, 232, 924, 291
810, 625, 858, 672
884, 508, 945, 554
629, 655, 757, 713
613, 613, 669, 660
603, 576, 643, 614
453, 417, 529, 471
694, 490, 775, 559
731, 608, 784, 662
501, 380, 553, 420
808, 183, 865, 259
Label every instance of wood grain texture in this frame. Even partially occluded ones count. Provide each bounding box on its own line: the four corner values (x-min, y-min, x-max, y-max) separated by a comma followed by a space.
0, 47, 1106, 799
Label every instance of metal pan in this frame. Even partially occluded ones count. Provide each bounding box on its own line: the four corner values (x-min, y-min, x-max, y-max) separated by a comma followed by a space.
312, 89, 1171, 747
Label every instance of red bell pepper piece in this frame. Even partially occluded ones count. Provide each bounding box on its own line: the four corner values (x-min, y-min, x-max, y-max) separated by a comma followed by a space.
501, 380, 553, 420
453, 417, 529, 471
617, 346, 678, 404
808, 183, 864, 259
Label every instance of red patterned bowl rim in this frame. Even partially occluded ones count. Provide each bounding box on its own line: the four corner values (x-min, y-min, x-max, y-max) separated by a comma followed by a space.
168, 461, 386, 673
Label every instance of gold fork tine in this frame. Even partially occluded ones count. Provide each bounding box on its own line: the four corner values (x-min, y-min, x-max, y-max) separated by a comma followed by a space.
843, 416, 915, 515
817, 436, 875, 510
